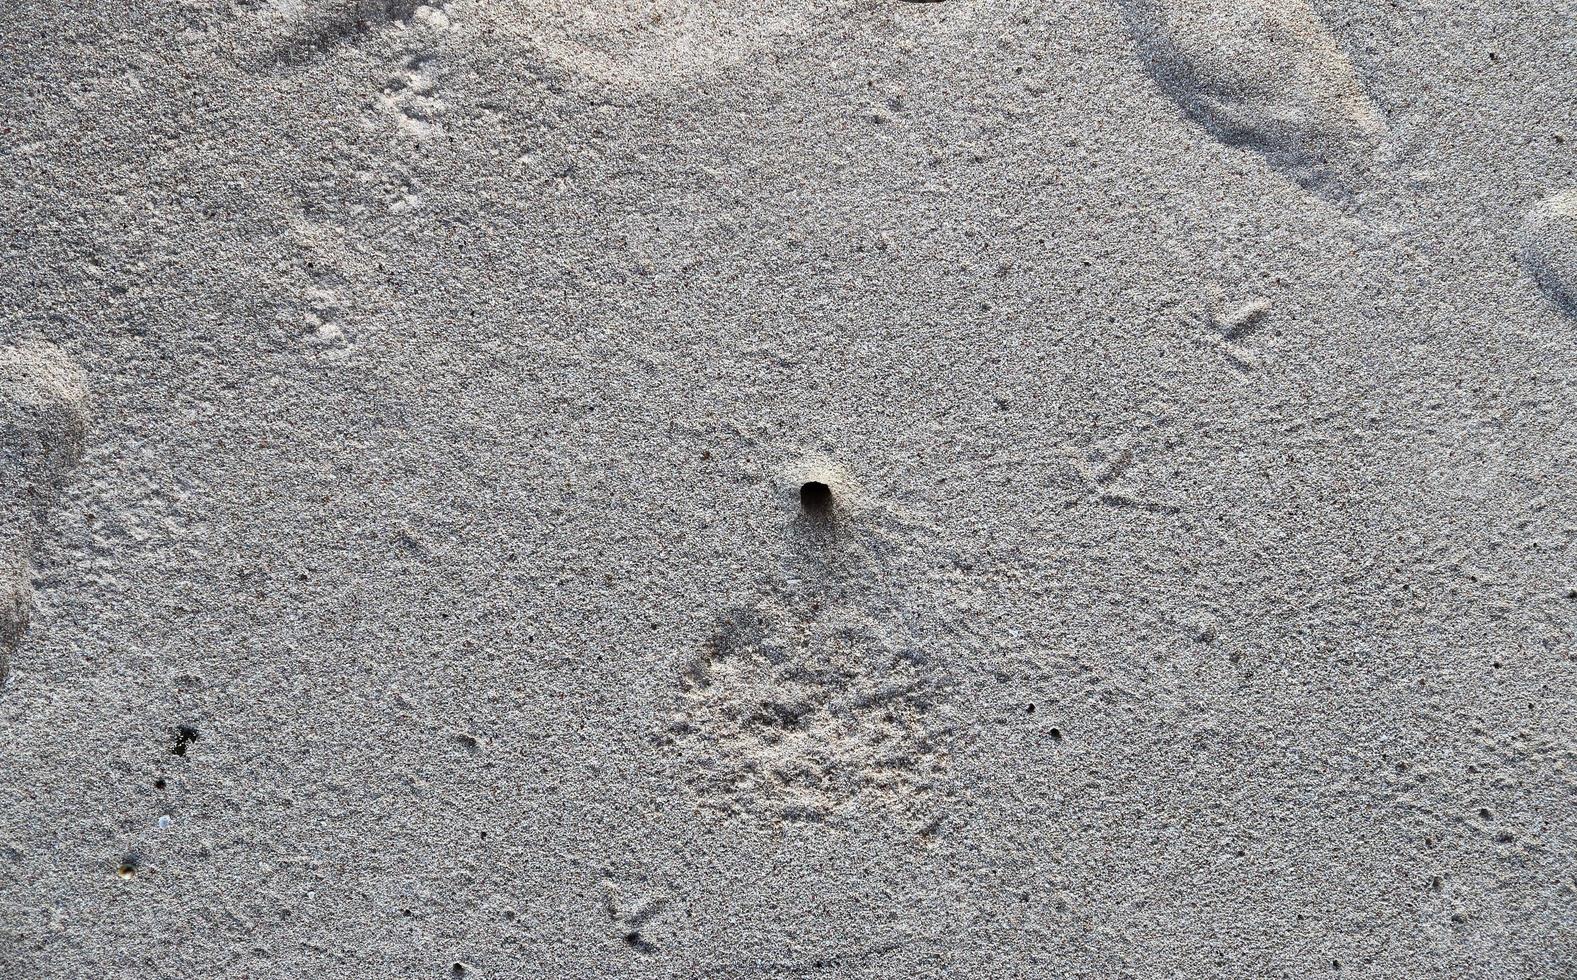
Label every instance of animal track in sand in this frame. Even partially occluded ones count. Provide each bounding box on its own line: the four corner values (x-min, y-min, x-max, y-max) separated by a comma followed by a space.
285, 217, 391, 357
498, 0, 811, 89
380, 50, 447, 139
1062, 430, 1181, 515
361, 4, 457, 220
1208, 296, 1273, 372
1378, 721, 1575, 890
256, 0, 424, 64
1522, 190, 1577, 313
600, 875, 672, 954
1117, 0, 1387, 198
252, 1, 456, 140
504, 0, 982, 90
377, 5, 456, 140
0, 342, 88, 687
665, 599, 959, 826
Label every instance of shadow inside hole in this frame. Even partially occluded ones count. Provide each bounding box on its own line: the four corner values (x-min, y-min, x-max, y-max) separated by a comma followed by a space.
799, 481, 833, 517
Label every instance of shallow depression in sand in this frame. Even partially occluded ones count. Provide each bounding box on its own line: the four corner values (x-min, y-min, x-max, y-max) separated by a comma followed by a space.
1118, 0, 1387, 198
1523, 189, 1577, 312
0, 342, 88, 687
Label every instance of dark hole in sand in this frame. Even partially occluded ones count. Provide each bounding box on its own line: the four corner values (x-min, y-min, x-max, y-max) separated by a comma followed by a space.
172, 726, 201, 756
800, 481, 832, 515
623, 930, 655, 953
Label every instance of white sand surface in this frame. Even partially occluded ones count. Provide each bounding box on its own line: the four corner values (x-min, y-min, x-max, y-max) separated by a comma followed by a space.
2, 1, 1575, 976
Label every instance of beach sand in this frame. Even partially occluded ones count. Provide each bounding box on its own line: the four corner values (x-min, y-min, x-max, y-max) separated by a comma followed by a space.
1, 1, 1574, 976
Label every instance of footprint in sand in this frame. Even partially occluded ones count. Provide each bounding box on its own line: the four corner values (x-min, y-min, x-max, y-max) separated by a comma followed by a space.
1117, 0, 1387, 199
500, 0, 813, 89
256, 0, 423, 64
1522, 189, 1577, 313
0, 342, 88, 687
